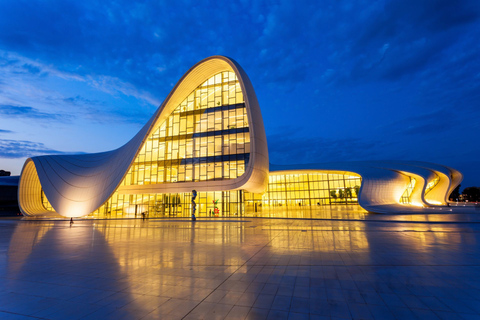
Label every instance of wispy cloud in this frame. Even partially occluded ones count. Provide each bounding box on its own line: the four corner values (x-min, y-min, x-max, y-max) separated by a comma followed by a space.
87, 74, 161, 107
0, 139, 80, 159
0, 104, 70, 121
62, 95, 103, 106
0, 51, 159, 125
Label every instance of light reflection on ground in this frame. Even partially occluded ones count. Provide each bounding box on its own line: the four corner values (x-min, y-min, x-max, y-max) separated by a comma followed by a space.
1, 214, 480, 319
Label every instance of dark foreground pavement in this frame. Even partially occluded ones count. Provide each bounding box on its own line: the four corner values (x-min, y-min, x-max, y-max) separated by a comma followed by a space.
1, 216, 480, 319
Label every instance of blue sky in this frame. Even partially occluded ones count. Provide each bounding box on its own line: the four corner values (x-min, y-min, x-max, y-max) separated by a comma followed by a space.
0, 0, 479, 189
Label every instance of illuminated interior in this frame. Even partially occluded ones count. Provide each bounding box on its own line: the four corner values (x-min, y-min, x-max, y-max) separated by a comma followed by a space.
246, 172, 361, 208
126, 71, 248, 186
425, 174, 440, 196
41, 189, 54, 211
77, 170, 362, 219
86, 71, 250, 218
400, 177, 416, 204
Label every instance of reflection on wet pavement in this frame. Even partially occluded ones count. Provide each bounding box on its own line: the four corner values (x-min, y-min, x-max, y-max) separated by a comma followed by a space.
1, 217, 480, 319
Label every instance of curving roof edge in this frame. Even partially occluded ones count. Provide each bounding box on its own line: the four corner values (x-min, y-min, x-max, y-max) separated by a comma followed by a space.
269, 160, 462, 213
18, 56, 269, 217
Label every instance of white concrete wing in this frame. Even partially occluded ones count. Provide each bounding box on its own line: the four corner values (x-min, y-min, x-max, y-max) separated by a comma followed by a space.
270, 160, 462, 214
18, 116, 154, 217
18, 56, 269, 217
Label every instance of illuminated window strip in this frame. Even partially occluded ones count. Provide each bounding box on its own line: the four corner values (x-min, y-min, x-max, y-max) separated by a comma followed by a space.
262, 172, 362, 206
41, 189, 54, 211
400, 177, 416, 204
424, 174, 440, 196
148, 127, 249, 144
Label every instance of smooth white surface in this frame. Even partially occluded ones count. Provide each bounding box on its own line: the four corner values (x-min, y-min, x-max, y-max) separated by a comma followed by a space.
18, 56, 270, 217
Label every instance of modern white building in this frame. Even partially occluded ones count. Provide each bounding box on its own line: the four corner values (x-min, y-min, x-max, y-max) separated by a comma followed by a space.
18, 56, 462, 218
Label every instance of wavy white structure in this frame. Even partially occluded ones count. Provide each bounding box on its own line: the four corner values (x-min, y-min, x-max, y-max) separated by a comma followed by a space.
270, 161, 462, 213
19, 56, 269, 217
18, 56, 462, 217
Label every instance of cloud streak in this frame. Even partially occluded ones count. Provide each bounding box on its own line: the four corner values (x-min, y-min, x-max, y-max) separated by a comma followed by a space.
0, 51, 159, 126
0, 139, 82, 159
0, 104, 69, 121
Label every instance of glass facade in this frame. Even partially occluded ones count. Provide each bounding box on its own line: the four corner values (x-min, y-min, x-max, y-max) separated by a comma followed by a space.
400, 177, 416, 204
41, 190, 54, 211
425, 174, 440, 196
125, 73, 248, 186
261, 172, 361, 207
82, 171, 362, 219
86, 71, 249, 218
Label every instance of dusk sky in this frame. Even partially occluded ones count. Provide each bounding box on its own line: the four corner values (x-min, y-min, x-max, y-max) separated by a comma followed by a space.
0, 0, 479, 188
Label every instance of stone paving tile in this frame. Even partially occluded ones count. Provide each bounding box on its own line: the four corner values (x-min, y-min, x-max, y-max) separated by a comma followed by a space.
379, 292, 407, 308
246, 307, 269, 319
152, 298, 198, 318
271, 294, 292, 311
289, 297, 310, 314
419, 296, 453, 312
367, 304, 395, 320
252, 294, 275, 309
410, 307, 442, 320
287, 311, 309, 320
82, 304, 123, 320
348, 302, 374, 320
220, 291, 244, 305
398, 293, 429, 309
236, 291, 261, 307
32, 300, 103, 320
226, 305, 251, 319
266, 309, 289, 319
388, 306, 419, 319
183, 301, 221, 319
69, 288, 117, 304
1, 217, 480, 319
205, 303, 235, 320
329, 300, 352, 319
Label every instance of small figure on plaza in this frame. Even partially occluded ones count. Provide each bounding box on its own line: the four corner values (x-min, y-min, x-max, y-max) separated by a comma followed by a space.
191, 190, 197, 221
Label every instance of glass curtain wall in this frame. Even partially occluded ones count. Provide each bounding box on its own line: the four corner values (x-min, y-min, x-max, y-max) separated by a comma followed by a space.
244, 172, 362, 213
90, 191, 244, 219
41, 190, 54, 212
400, 177, 416, 204
86, 71, 248, 218
41, 170, 363, 219
425, 174, 440, 196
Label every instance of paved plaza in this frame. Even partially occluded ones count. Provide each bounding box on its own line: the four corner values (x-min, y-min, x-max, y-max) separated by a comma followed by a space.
1, 212, 480, 319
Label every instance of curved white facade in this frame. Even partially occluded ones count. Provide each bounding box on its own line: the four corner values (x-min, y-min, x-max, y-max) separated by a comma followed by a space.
19, 56, 269, 217
270, 161, 462, 214
18, 56, 462, 218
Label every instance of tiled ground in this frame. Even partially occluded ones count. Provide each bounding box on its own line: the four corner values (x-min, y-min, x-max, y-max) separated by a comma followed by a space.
1, 216, 480, 319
